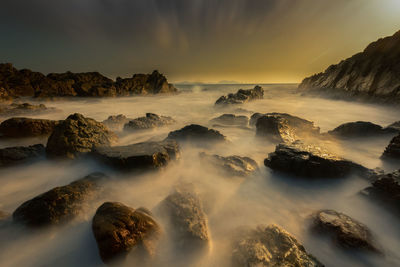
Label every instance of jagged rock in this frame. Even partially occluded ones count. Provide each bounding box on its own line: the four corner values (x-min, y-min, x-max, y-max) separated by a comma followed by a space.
91, 140, 179, 171
232, 224, 323, 267
256, 113, 320, 143
382, 133, 400, 159
327, 121, 395, 138
264, 141, 369, 178
312, 210, 380, 253
0, 144, 45, 167
46, 113, 118, 159
298, 30, 400, 102
102, 114, 131, 131
215, 86, 264, 105
92, 202, 161, 264
0, 117, 59, 138
199, 152, 258, 177
166, 124, 226, 146
123, 113, 175, 132
210, 114, 249, 127
0, 102, 58, 117
13, 173, 106, 227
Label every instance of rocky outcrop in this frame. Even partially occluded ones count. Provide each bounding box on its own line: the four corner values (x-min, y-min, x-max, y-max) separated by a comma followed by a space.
0, 103, 58, 117
0, 63, 178, 98
102, 114, 131, 131
199, 152, 258, 177
311, 210, 380, 253
328, 121, 395, 138
298, 30, 400, 102
382, 133, 400, 159
210, 114, 249, 127
92, 202, 161, 264
13, 173, 106, 227
215, 86, 264, 105
0, 117, 59, 138
231, 224, 323, 267
46, 113, 118, 159
0, 144, 45, 167
264, 141, 369, 178
166, 124, 226, 146
91, 140, 179, 171
123, 113, 175, 132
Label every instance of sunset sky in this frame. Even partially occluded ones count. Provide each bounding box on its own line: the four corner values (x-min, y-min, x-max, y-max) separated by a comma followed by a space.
1, 0, 400, 83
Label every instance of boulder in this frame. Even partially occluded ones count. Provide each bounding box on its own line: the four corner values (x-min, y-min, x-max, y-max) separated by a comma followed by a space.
199, 152, 258, 177
382, 133, 400, 159
102, 114, 131, 131
13, 172, 106, 227
215, 86, 264, 105
311, 210, 380, 252
232, 224, 323, 267
264, 141, 370, 178
166, 124, 226, 146
0, 102, 58, 117
91, 140, 180, 171
0, 117, 59, 138
124, 113, 175, 132
210, 114, 249, 127
92, 202, 161, 263
46, 113, 118, 159
0, 144, 45, 167
328, 121, 395, 138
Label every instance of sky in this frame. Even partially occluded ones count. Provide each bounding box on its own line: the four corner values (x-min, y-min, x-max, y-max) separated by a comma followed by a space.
1, 0, 400, 83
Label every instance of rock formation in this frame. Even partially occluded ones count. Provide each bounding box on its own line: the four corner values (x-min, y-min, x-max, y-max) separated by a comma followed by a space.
166, 124, 226, 146
0, 144, 45, 167
210, 114, 249, 127
124, 113, 175, 132
382, 133, 400, 159
0, 117, 59, 138
215, 86, 264, 105
328, 121, 395, 138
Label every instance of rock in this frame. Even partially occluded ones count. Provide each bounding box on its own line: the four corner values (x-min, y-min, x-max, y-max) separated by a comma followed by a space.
311, 210, 380, 252
166, 124, 226, 146
13, 173, 106, 227
382, 133, 400, 159
249, 112, 263, 126
0, 144, 45, 167
102, 114, 131, 131
0, 102, 58, 117
264, 141, 369, 178
386, 121, 400, 132
92, 202, 161, 264
256, 113, 320, 143
210, 114, 249, 127
199, 152, 258, 177
215, 85, 264, 105
0, 117, 59, 138
232, 224, 323, 267
327, 121, 395, 138
91, 140, 179, 171
46, 113, 118, 159
298, 30, 400, 103
123, 113, 175, 132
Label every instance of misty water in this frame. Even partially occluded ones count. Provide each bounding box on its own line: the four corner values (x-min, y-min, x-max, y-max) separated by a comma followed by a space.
0, 84, 399, 267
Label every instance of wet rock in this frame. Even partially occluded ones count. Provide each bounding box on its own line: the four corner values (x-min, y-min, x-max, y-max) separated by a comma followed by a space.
232, 224, 323, 267
0, 144, 45, 167
123, 113, 175, 132
13, 172, 107, 227
328, 121, 395, 138
312, 210, 380, 253
215, 85, 264, 105
199, 152, 258, 177
91, 140, 179, 171
256, 113, 320, 143
382, 133, 400, 159
0, 102, 58, 117
102, 114, 131, 131
92, 202, 161, 264
210, 114, 249, 127
46, 113, 118, 159
0, 117, 59, 138
264, 141, 369, 178
166, 124, 226, 146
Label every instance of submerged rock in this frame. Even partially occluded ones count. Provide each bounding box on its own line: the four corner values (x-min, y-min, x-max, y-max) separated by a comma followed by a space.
91, 140, 179, 171
0, 117, 59, 138
102, 114, 131, 131
215, 85, 264, 105
312, 210, 380, 253
166, 124, 226, 146
123, 113, 175, 132
327, 121, 394, 138
232, 224, 323, 267
264, 141, 369, 178
210, 114, 249, 127
92, 202, 161, 264
0, 144, 45, 167
200, 152, 258, 177
46, 113, 118, 159
382, 133, 400, 159
13, 173, 106, 227
0, 102, 58, 117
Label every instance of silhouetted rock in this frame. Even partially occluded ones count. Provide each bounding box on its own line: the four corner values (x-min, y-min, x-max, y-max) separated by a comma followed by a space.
299, 30, 400, 102
328, 121, 395, 138
0, 102, 58, 117
312, 210, 380, 253
382, 133, 400, 159
91, 140, 179, 171
46, 113, 118, 159
215, 85, 263, 105
0, 117, 59, 138
210, 114, 249, 127
102, 114, 131, 131
92, 202, 161, 264
13, 173, 106, 227
386, 121, 400, 132
0, 144, 45, 167
124, 113, 175, 132
264, 141, 369, 178
232, 224, 323, 267
166, 124, 226, 146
